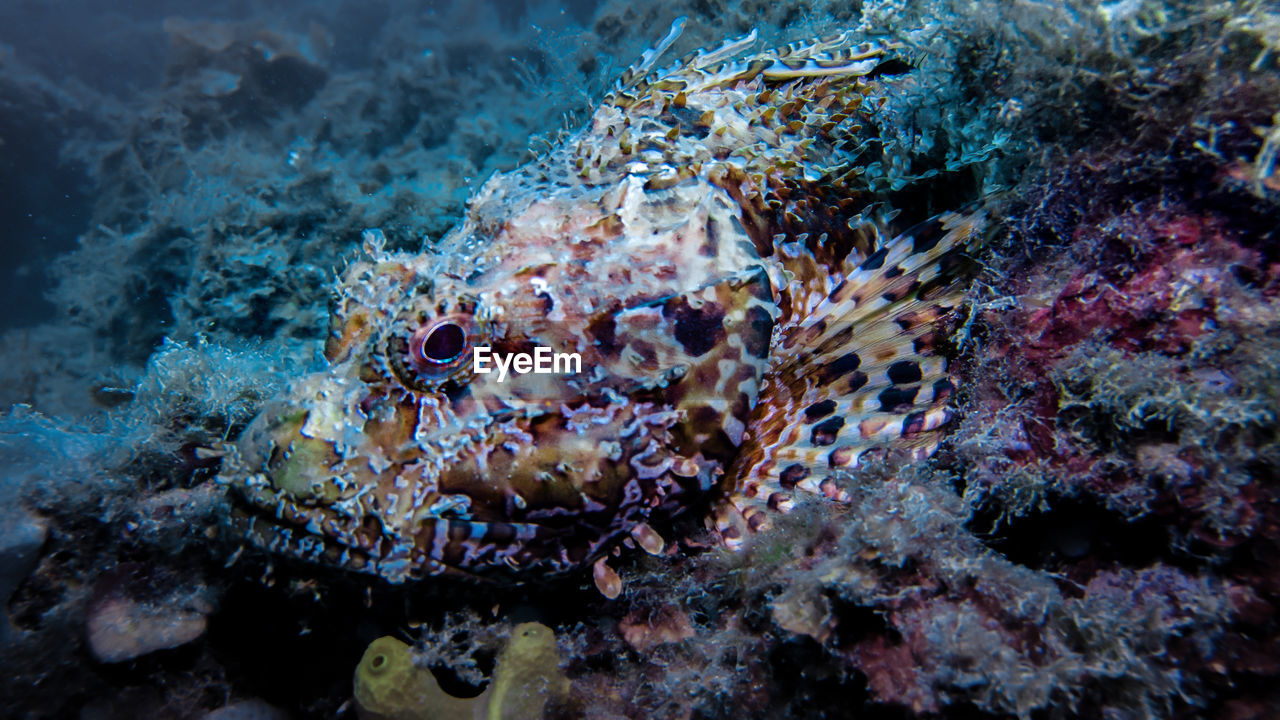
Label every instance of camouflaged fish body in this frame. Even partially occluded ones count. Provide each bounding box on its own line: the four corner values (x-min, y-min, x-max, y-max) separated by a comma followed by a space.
219, 22, 985, 583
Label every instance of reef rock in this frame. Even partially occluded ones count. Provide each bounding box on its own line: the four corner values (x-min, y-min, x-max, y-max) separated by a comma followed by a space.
202, 699, 291, 720
0, 504, 46, 643
85, 564, 214, 663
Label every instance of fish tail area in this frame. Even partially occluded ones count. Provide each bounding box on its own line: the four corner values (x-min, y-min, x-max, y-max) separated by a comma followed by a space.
714, 209, 986, 548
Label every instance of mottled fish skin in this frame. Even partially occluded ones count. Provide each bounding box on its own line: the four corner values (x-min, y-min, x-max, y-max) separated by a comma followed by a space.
218, 22, 985, 583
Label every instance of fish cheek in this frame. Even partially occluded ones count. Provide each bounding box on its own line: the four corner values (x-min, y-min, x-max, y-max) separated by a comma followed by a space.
662, 277, 775, 462
325, 308, 371, 363
662, 295, 727, 357
512, 430, 624, 516
245, 409, 340, 502
433, 415, 636, 529
436, 453, 508, 523
359, 398, 420, 463
268, 434, 342, 501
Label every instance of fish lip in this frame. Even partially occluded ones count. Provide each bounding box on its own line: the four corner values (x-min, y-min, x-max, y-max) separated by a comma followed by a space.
220, 481, 593, 585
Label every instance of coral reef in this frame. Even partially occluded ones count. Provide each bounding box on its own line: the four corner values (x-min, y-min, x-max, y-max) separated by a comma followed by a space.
0, 0, 1277, 718
85, 564, 215, 663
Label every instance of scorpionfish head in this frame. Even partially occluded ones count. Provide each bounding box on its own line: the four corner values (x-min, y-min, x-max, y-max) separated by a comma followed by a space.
222, 169, 777, 583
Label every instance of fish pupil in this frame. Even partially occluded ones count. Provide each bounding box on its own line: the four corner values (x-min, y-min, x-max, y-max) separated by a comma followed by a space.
420, 322, 466, 363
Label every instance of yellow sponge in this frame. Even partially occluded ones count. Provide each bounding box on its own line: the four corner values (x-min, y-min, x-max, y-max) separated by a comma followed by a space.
354, 623, 569, 720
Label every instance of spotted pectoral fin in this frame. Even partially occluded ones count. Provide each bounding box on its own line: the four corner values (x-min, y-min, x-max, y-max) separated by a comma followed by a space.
720, 210, 985, 544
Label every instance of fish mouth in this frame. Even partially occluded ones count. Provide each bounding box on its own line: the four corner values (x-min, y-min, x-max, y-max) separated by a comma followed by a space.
217, 366, 607, 583
218, 360, 708, 584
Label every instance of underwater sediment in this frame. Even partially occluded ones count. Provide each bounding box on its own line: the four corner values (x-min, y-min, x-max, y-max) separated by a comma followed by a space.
1, 1, 1278, 718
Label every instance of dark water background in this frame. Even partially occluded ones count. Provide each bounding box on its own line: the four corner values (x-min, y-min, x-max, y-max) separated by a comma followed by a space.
0, 0, 601, 330
1, 0, 206, 327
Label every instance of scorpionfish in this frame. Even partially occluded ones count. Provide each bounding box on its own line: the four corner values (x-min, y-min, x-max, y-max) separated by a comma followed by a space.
219, 19, 986, 585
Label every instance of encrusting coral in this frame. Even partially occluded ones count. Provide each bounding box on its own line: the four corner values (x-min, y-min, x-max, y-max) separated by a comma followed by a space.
354, 622, 569, 720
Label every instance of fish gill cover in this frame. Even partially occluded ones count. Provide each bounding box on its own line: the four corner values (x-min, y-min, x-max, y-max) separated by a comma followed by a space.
0, 0, 1277, 718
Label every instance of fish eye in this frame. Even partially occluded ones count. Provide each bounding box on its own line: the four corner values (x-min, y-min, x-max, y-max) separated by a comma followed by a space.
388, 307, 480, 392
415, 322, 467, 364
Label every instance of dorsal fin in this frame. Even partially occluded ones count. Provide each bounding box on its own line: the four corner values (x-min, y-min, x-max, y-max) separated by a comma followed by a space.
714, 210, 986, 547
562, 28, 906, 198
602, 16, 688, 105
602, 26, 902, 111
674, 27, 758, 72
